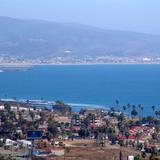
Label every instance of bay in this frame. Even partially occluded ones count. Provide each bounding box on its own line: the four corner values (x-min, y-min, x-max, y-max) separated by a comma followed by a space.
0, 64, 159, 115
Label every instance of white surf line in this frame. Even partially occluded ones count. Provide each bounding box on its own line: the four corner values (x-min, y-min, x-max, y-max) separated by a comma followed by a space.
0, 98, 109, 110
67, 103, 108, 109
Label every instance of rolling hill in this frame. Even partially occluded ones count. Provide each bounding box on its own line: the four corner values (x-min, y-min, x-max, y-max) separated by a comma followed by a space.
0, 16, 160, 58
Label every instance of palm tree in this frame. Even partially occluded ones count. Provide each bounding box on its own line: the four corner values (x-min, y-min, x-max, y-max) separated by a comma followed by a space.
132, 105, 136, 109
110, 107, 115, 112
155, 110, 159, 118
131, 108, 138, 118
127, 103, 131, 117
115, 100, 119, 109
140, 106, 144, 118
122, 105, 128, 116
137, 104, 144, 118
123, 105, 127, 111
152, 106, 156, 117
127, 103, 131, 109
152, 105, 155, 112
156, 110, 160, 118
138, 104, 142, 118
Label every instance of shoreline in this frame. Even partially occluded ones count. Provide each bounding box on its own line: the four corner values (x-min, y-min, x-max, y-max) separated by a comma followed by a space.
0, 98, 159, 116
0, 62, 160, 66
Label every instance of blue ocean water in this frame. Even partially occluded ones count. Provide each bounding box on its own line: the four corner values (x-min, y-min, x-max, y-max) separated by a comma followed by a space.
0, 64, 159, 115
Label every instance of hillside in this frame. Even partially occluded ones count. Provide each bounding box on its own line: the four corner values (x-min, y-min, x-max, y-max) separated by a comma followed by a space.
0, 16, 160, 58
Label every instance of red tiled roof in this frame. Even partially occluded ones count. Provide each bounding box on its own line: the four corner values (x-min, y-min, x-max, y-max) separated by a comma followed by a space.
118, 135, 136, 140
71, 126, 81, 131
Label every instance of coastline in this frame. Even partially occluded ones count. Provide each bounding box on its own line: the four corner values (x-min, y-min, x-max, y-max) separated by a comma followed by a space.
0, 64, 33, 71
0, 98, 108, 113
0, 62, 160, 67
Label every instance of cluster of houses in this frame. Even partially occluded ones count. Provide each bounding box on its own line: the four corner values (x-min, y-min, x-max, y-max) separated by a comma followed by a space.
0, 100, 160, 158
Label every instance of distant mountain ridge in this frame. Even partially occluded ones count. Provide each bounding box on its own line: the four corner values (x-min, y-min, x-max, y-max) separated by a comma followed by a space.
0, 16, 160, 58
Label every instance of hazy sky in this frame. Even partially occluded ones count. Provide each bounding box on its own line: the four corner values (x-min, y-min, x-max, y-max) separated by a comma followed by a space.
0, 0, 160, 34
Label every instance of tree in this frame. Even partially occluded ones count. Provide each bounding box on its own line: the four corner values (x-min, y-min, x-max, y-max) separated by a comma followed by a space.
4, 103, 11, 112
127, 103, 131, 109
131, 108, 138, 118
141, 106, 144, 115
134, 154, 141, 160
141, 151, 147, 159
138, 104, 142, 118
82, 113, 96, 127
53, 101, 72, 115
71, 114, 80, 126
1, 120, 16, 138
87, 113, 95, 123
18, 111, 23, 125
29, 111, 35, 121
79, 108, 87, 115
127, 103, 131, 117
39, 111, 45, 124
152, 106, 155, 112
123, 105, 127, 111
117, 113, 125, 122
78, 126, 89, 138
115, 100, 119, 109
146, 116, 154, 125
110, 107, 115, 112
149, 153, 157, 160
155, 110, 160, 118
155, 110, 159, 118
125, 132, 130, 139
98, 126, 107, 134
48, 120, 58, 138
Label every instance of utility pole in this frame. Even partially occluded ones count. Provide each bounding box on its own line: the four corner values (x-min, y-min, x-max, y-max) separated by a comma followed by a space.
31, 140, 34, 160
11, 144, 14, 158
119, 150, 122, 160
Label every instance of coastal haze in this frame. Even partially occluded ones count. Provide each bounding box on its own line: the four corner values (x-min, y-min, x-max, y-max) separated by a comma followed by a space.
0, 17, 160, 64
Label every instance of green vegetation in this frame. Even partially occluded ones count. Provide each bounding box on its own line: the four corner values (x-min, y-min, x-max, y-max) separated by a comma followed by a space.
0, 99, 160, 159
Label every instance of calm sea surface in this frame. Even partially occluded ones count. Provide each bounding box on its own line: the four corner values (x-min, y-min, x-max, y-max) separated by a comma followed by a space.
0, 64, 160, 115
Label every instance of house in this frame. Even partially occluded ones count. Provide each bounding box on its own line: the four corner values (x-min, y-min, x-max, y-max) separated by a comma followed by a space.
83, 108, 102, 117
4, 139, 17, 148
71, 114, 81, 126
71, 126, 81, 132
54, 115, 70, 124
17, 140, 32, 149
